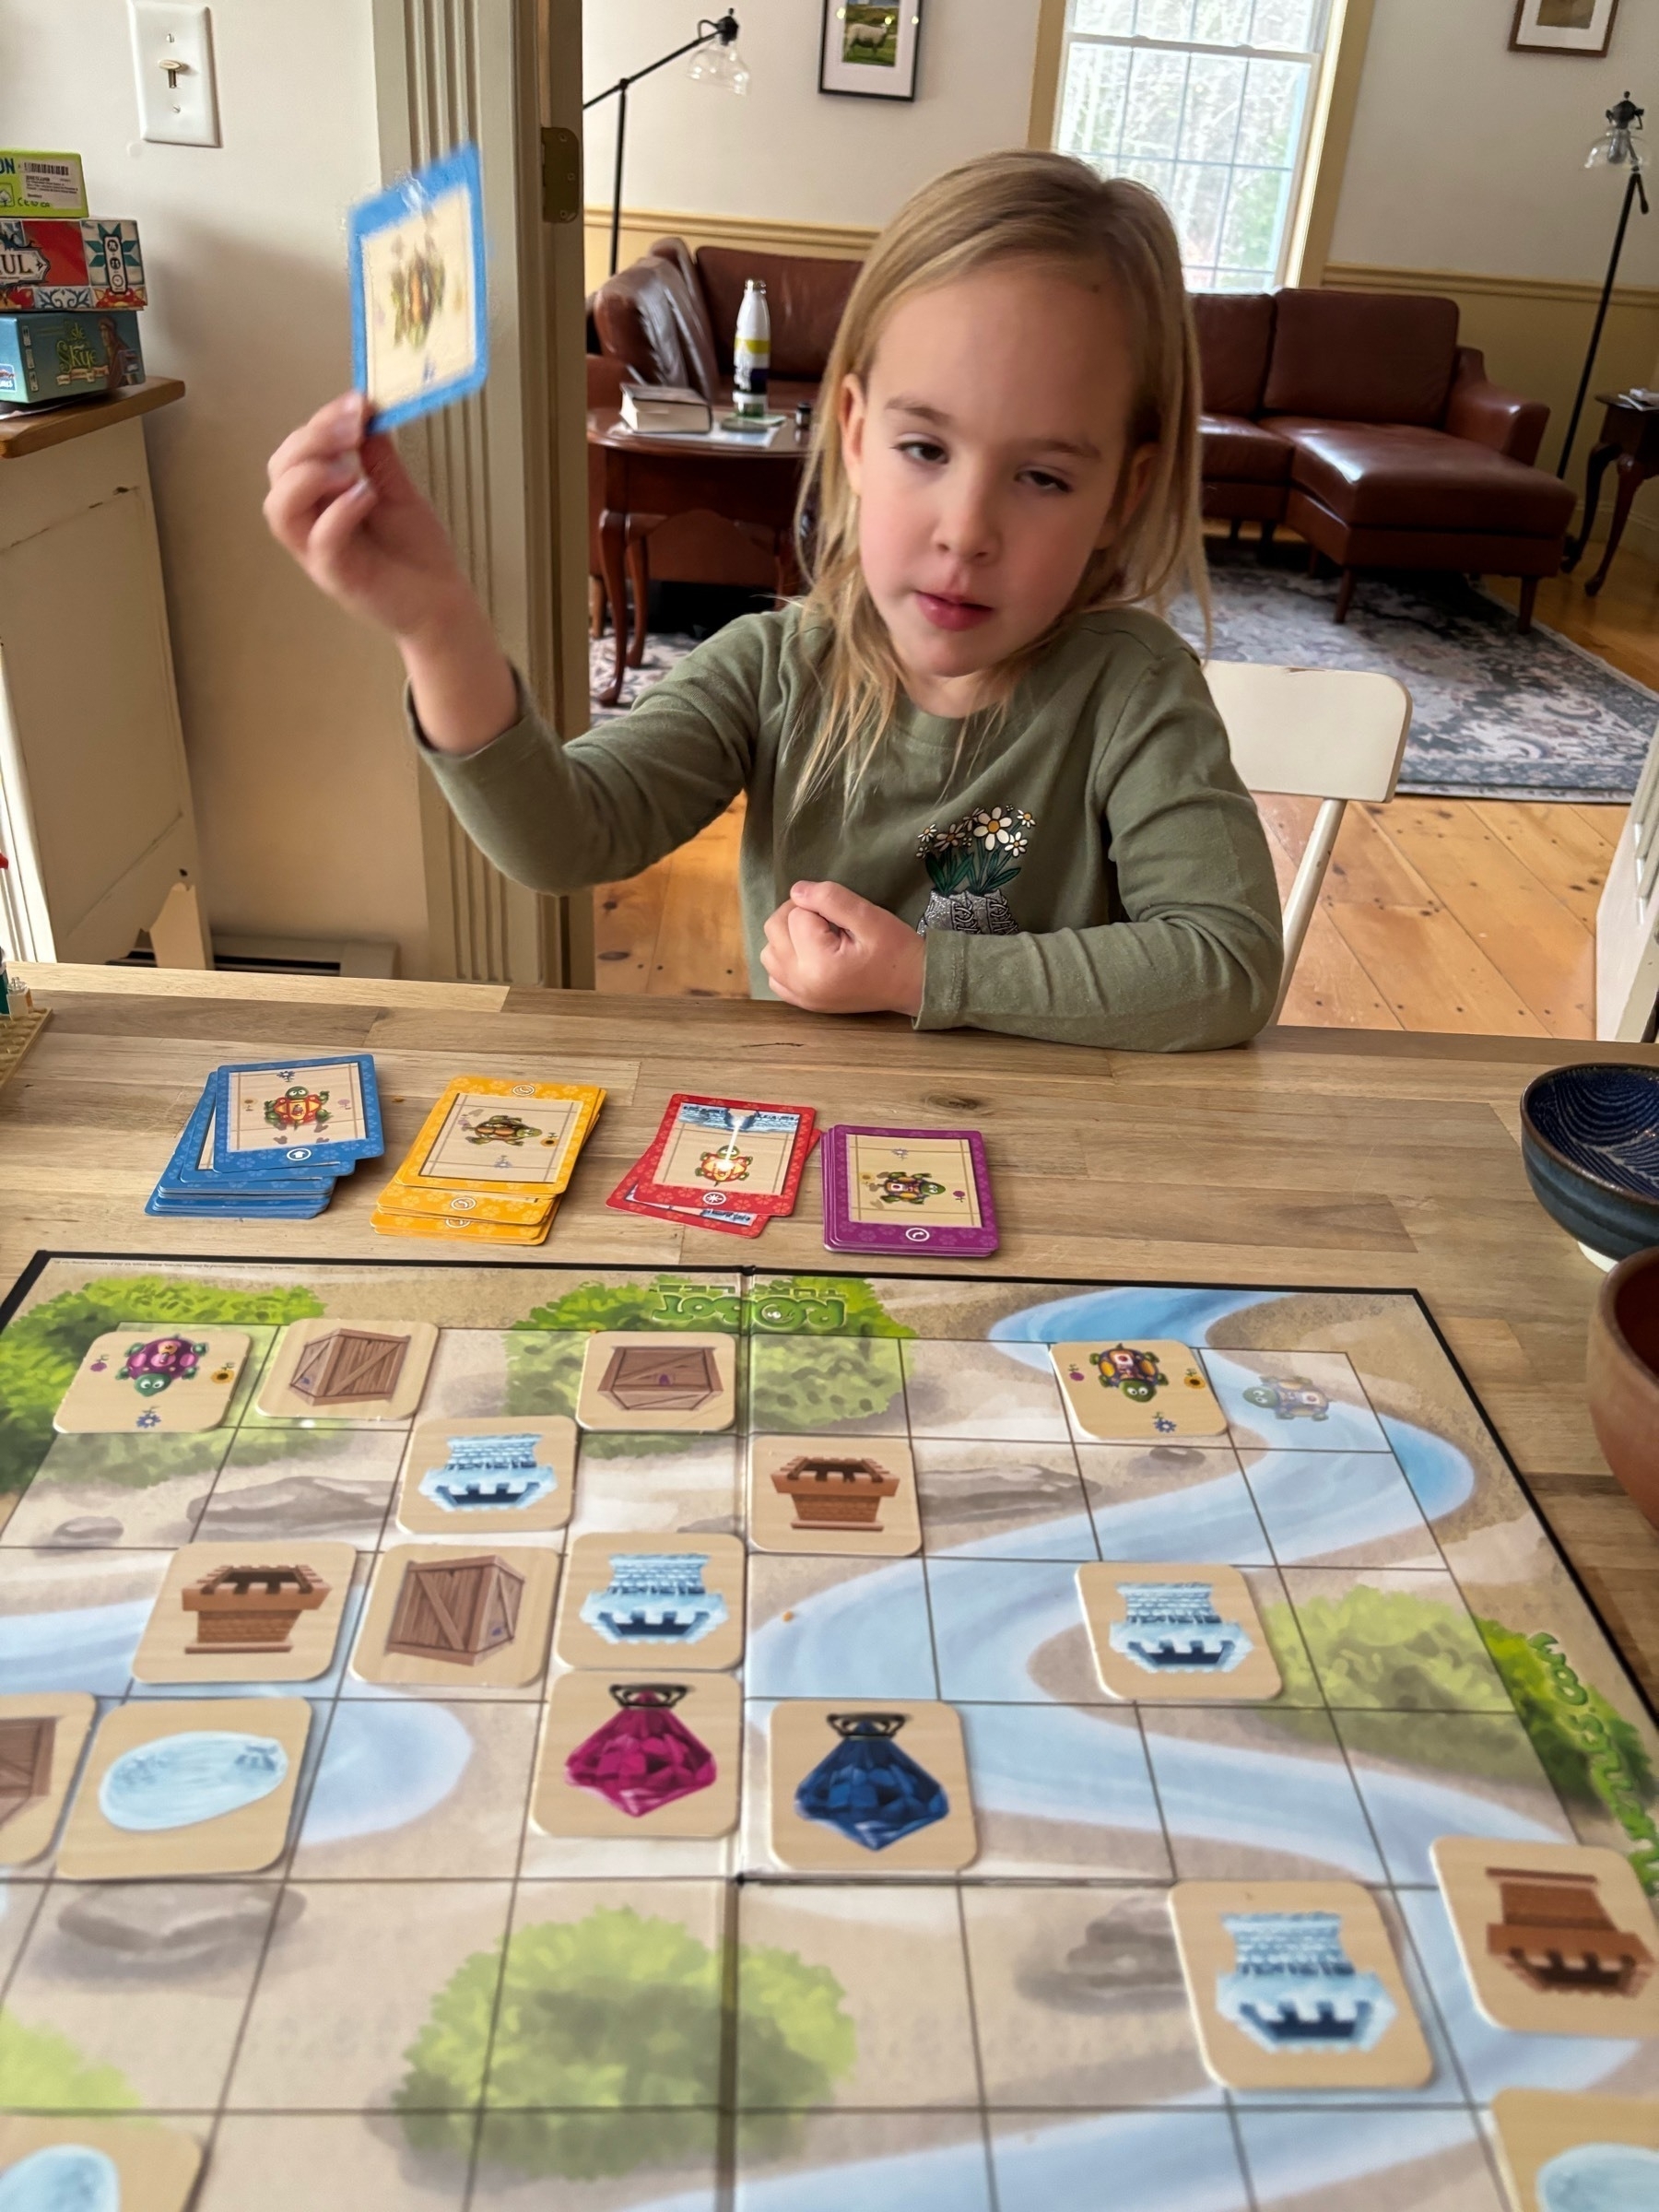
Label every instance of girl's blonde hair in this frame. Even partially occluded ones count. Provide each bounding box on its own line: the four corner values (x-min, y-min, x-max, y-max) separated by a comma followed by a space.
794, 147, 1207, 797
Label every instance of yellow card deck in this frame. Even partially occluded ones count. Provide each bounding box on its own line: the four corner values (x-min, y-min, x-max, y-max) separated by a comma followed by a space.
1490, 2088, 1659, 2212
1430, 1835, 1659, 2037
372, 1075, 603, 1247
1051, 1340, 1228, 1442
1170, 1878, 1433, 2090
533, 1672, 741, 1841
58, 1698, 313, 1880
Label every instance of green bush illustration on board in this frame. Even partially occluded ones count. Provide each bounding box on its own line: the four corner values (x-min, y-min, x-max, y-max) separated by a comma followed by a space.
0, 2008, 141, 2111
0, 1276, 324, 1495
506, 1275, 911, 1454
399, 1907, 854, 2179
1269, 1584, 1505, 1712
1479, 1617, 1654, 1806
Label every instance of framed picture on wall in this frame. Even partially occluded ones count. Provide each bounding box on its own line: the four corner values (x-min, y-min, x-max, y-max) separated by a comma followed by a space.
819, 0, 924, 101
1510, 0, 1620, 55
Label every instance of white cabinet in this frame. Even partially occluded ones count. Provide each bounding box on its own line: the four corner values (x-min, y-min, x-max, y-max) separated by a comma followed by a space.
0, 388, 205, 964
1597, 717, 1659, 1042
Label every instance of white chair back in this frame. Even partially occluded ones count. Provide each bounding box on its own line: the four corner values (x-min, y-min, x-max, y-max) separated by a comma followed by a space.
1205, 662, 1412, 1024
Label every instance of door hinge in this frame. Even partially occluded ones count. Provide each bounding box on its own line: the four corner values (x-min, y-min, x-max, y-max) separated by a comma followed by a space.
541, 125, 580, 225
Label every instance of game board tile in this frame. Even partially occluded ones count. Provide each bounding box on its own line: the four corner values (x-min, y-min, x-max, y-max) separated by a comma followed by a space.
1140, 1705, 1386, 1882
343, 1549, 555, 1703
7, 1877, 280, 2109
0, 1430, 238, 1550
1236, 2106, 1505, 2212
484, 1880, 727, 2110
226, 1878, 515, 2112
418, 1327, 516, 1415
1334, 1710, 1578, 1884
1202, 1350, 1390, 1454
735, 1883, 980, 2111
987, 2109, 1250, 2212
961, 1884, 1221, 2108
911, 1441, 1098, 1561
0, 1547, 170, 1695
520, 1808, 735, 1883
197, 1426, 406, 1547
128, 1550, 370, 1705
1280, 1568, 1515, 1712
1227, 1888, 1469, 2111
0, 1877, 47, 1993
568, 1435, 740, 1541
959, 1702, 1172, 1880
292, 1696, 537, 1878
745, 1555, 936, 1701
733, 2110, 994, 2212
747, 1337, 907, 1437
1396, 1886, 1659, 2105
194, 2113, 469, 2211
1077, 1442, 1270, 1566
900, 1339, 1070, 1442
1239, 1566, 1326, 1709
1241, 1448, 1442, 1571
472, 2112, 720, 2206
927, 1558, 1101, 1706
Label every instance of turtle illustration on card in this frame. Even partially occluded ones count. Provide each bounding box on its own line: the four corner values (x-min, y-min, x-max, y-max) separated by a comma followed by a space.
1051, 1340, 1227, 1441
53, 1330, 249, 1434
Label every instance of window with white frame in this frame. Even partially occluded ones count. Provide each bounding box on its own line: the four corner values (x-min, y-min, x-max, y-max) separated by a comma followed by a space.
1053, 0, 1335, 292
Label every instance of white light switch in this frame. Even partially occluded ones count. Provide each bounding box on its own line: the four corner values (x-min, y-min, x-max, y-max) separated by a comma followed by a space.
130, 2, 220, 147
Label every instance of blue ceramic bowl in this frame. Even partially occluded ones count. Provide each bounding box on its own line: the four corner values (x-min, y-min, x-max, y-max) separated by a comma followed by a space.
1521, 1062, 1659, 1263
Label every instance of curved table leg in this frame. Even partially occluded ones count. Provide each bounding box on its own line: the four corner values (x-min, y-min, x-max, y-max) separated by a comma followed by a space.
1565, 439, 1618, 574
598, 508, 629, 706
626, 535, 650, 667
1585, 453, 1645, 597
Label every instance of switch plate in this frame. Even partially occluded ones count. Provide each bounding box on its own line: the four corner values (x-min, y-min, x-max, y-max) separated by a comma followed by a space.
130, 2, 220, 147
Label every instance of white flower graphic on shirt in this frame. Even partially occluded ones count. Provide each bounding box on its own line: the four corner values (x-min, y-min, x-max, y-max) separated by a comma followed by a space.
915, 802, 1036, 937
970, 806, 1032, 854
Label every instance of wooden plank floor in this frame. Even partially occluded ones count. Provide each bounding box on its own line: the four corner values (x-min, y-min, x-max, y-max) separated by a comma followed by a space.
594, 553, 1654, 1034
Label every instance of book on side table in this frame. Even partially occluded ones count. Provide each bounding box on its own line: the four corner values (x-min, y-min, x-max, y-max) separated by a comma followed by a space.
619, 384, 712, 434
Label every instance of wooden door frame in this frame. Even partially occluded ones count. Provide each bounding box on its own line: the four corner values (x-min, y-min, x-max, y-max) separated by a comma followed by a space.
370, 0, 594, 987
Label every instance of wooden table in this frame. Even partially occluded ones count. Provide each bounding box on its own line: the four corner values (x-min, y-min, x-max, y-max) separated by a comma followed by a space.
1562, 392, 1659, 596
588, 387, 813, 706
8, 962, 1659, 1697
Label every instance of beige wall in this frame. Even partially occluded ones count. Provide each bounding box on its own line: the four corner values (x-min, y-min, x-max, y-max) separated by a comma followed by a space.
0, 0, 431, 971
1328, 0, 1659, 540
582, 0, 1041, 259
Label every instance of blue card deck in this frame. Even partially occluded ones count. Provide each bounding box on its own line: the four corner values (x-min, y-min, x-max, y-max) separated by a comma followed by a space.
145, 1065, 375, 1220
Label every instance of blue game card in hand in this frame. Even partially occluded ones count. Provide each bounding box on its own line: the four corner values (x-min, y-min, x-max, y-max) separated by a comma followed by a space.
209, 1055, 382, 1181
349, 142, 488, 433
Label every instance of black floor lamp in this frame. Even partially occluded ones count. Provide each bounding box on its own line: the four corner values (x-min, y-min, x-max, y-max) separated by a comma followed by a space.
583, 13, 748, 281
1558, 91, 1648, 480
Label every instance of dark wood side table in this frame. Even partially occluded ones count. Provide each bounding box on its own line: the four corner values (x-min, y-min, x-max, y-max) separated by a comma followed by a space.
1562, 392, 1659, 596
587, 391, 813, 707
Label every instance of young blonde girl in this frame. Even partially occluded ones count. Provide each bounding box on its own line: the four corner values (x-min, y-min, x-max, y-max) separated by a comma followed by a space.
265, 149, 1282, 1049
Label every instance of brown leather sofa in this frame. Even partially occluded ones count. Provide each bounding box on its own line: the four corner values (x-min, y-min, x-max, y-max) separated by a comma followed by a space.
1194, 289, 1573, 629
590, 245, 1572, 630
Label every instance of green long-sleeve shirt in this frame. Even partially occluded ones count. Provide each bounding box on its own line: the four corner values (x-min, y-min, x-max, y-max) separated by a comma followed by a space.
419, 604, 1284, 1052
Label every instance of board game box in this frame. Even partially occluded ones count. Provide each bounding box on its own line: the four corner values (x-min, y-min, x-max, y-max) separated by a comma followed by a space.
0, 218, 145, 312
0, 1253, 1653, 2208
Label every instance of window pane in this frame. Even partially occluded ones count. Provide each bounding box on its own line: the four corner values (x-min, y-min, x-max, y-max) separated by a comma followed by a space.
1182, 53, 1245, 161
1169, 159, 1232, 268
1136, 0, 1197, 38
1058, 44, 1132, 159
1219, 163, 1292, 274
1068, 0, 1136, 36
1250, 0, 1318, 52
1118, 156, 1179, 206
1121, 47, 1191, 160
1194, 0, 1254, 41
1235, 55, 1306, 168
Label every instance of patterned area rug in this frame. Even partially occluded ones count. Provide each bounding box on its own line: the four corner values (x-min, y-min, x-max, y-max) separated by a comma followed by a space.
590, 554, 1656, 802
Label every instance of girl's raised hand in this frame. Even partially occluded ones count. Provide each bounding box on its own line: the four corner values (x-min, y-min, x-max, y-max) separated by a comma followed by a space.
264, 393, 465, 641
760, 882, 925, 1018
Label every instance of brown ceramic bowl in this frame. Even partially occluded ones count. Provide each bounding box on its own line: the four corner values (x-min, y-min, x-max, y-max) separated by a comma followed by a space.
1587, 1244, 1659, 1526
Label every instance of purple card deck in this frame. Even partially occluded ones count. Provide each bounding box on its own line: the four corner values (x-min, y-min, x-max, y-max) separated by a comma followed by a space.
821, 1124, 996, 1258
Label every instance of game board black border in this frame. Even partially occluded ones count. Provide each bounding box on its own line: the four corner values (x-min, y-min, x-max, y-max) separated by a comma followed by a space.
4, 1245, 1652, 1736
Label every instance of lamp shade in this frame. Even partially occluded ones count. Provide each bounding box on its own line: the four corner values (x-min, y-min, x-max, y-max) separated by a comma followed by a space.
688, 39, 748, 93
1586, 93, 1644, 171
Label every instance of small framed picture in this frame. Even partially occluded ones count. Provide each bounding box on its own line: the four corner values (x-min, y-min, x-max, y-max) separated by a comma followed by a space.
1510, 0, 1620, 55
819, 0, 924, 101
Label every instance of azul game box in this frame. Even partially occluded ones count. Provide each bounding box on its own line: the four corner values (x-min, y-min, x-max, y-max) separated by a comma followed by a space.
0, 217, 145, 311
0, 311, 143, 407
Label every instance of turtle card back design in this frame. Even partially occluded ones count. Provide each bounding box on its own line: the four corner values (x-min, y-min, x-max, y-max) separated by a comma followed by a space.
822, 1125, 996, 1257
401, 1077, 604, 1200
350, 141, 488, 432
637, 1095, 816, 1220
211, 1054, 382, 1177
